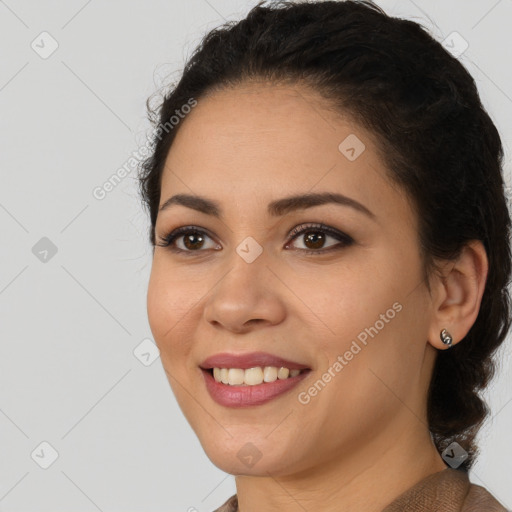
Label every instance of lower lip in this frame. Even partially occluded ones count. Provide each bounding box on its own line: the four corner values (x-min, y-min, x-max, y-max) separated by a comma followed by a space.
201, 368, 311, 407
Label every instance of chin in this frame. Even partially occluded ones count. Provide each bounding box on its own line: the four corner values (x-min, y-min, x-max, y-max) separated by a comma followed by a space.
206, 450, 290, 477
199, 435, 295, 476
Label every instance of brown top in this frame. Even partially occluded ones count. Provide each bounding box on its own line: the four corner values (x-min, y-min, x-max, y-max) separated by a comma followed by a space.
212, 468, 509, 511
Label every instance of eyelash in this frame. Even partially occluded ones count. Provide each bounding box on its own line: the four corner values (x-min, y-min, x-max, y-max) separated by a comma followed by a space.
155, 223, 354, 256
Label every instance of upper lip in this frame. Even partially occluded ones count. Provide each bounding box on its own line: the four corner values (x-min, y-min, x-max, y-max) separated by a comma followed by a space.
200, 351, 310, 370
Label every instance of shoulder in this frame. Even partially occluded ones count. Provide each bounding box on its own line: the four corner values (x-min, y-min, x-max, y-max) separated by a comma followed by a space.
211, 470, 510, 512
212, 494, 238, 512
382, 468, 509, 511
462, 480, 509, 511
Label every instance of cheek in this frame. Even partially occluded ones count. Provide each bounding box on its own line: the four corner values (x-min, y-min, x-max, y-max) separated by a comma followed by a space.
300, 257, 419, 393
147, 271, 171, 340
288, 261, 393, 346
318, 293, 427, 428
146, 261, 197, 348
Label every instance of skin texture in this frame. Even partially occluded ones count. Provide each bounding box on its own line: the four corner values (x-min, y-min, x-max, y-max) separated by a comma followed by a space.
146, 82, 488, 512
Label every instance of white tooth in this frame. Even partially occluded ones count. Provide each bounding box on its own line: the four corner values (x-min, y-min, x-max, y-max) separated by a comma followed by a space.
220, 368, 229, 384
263, 366, 278, 382
212, 366, 301, 385
277, 367, 290, 379
244, 367, 264, 385
228, 368, 245, 386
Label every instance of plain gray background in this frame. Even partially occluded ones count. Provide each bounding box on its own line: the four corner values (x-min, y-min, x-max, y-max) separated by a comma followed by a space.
0, 0, 511, 510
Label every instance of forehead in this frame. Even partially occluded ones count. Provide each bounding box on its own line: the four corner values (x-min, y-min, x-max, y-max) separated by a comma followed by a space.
169, 82, 360, 160
159, 83, 412, 224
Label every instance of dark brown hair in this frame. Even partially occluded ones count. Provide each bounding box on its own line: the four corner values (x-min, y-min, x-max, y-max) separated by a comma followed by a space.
138, 0, 512, 470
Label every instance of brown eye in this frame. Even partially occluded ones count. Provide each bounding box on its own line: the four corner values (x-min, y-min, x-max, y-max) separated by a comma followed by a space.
156, 226, 220, 254
156, 223, 353, 256
182, 232, 206, 250
286, 223, 354, 254
302, 231, 327, 250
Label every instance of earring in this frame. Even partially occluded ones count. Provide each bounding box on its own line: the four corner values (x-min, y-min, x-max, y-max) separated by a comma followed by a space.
440, 328, 453, 348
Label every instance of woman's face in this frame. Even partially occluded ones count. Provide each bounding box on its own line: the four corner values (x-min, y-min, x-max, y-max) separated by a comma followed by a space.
147, 83, 439, 476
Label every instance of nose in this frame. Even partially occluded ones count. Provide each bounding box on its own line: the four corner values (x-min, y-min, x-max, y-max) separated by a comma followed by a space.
202, 248, 287, 334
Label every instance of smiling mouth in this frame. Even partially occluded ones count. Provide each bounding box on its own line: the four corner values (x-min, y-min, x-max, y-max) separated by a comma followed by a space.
203, 367, 310, 386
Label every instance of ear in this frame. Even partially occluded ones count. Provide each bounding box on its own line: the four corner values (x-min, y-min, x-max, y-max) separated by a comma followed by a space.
427, 240, 488, 351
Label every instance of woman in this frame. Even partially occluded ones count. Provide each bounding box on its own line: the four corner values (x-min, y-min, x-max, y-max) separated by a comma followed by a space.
138, 1, 511, 510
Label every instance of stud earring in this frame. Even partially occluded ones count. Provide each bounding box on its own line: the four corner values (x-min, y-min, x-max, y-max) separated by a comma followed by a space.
440, 328, 453, 349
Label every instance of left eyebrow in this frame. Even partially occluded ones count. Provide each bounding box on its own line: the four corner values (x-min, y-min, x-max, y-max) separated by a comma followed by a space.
158, 191, 376, 221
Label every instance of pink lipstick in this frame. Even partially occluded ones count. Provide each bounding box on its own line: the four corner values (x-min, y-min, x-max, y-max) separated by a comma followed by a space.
199, 351, 311, 407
